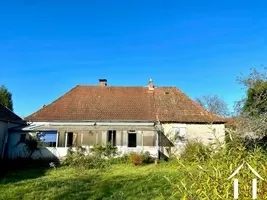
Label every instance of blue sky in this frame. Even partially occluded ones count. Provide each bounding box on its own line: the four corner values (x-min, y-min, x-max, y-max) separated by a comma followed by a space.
1, 0, 267, 117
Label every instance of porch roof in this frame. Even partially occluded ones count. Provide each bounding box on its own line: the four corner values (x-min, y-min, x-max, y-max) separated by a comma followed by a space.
9, 123, 57, 132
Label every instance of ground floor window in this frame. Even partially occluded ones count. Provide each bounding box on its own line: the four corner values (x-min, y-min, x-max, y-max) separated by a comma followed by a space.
107, 130, 116, 146
128, 131, 137, 147
38, 131, 57, 147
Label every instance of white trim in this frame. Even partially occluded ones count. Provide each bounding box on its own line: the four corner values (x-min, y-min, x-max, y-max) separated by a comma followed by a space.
30, 122, 155, 126
65, 132, 68, 147
55, 132, 59, 147
32, 122, 96, 126
96, 122, 154, 126
141, 131, 144, 147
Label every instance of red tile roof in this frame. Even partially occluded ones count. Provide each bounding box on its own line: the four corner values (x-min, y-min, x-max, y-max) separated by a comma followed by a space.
0, 104, 23, 123
26, 85, 225, 123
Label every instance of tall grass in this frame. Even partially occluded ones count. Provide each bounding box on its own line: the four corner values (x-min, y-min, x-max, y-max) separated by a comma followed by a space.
1, 134, 267, 199
166, 135, 267, 199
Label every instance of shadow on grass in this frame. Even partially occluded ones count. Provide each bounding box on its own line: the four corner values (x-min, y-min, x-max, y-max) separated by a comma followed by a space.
0, 158, 59, 184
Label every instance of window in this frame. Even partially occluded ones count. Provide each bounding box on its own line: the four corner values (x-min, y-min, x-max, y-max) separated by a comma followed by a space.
20, 134, 26, 142
38, 131, 57, 147
173, 127, 186, 144
128, 131, 137, 147
107, 130, 116, 146
67, 132, 73, 147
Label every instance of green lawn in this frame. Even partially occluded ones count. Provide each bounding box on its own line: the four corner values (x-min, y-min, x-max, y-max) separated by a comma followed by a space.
0, 163, 184, 200
2, 143, 267, 200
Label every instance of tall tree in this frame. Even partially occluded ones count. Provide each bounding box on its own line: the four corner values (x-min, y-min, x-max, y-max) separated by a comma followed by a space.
195, 94, 229, 117
237, 68, 267, 117
0, 85, 13, 111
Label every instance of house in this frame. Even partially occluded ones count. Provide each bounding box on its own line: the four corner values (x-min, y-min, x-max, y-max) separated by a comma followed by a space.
7, 79, 225, 159
0, 104, 25, 158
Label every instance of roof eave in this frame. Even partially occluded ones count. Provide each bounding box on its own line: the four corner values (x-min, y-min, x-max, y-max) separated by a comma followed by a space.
0, 119, 27, 125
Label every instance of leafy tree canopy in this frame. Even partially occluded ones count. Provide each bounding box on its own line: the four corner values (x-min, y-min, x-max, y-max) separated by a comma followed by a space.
237, 68, 267, 117
0, 85, 13, 111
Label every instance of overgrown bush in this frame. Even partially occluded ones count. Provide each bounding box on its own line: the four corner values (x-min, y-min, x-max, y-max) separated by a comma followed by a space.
63, 144, 120, 169
128, 152, 145, 165
62, 146, 108, 169
143, 151, 155, 164
90, 143, 118, 158
179, 140, 213, 162
107, 154, 129, 165
165, 135, 267, 199
128, 151, 154, 165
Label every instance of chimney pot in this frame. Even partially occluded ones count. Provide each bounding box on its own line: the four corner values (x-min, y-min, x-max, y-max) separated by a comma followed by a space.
99, 79, 107, 86
149, 78, 154, 90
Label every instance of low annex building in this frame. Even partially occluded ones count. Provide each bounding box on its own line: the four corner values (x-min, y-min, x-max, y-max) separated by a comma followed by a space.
0, 104, 25, 158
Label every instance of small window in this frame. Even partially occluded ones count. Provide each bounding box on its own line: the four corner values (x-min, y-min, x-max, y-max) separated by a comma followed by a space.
20, 134, 26, 142
107, 130, 116, 146
128, 132, 137, 147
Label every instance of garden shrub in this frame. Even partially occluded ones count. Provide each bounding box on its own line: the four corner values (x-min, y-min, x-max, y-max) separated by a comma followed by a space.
128, 151, 155, 165
90, 143, 118, 158
63, 144, 119, 169
128, 152, 145, 165
107, 154, 129, 165
63, 147, 108, 169
143, 151, 155, 164
179, 140, 213, 162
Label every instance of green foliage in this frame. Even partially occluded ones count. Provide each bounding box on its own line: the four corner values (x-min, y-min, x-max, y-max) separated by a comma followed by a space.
63, 144, 121, 169
62, 146, 108, 169
90, 143, 118, 158
24, 137, 39, 156
2, 135, 267, 199
107, 154, 129, 165
0, 85, 13, 111
179, 140, 213, 162
243, 79, 267, 116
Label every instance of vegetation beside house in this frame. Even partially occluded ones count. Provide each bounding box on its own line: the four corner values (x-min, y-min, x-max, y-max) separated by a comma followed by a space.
1, 134, 267, 200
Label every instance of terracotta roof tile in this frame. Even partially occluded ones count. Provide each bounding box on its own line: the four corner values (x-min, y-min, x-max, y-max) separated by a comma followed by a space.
154, 87, 225, 123
26, 85, 225, 123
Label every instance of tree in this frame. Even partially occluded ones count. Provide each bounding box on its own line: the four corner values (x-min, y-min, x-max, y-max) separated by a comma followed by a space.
0, 85, 13, 111
238, 68, 267, 117
195, 94, 229, 117
235, 67, 267, 138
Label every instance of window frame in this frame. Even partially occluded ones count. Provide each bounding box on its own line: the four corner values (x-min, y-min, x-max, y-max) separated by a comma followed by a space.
37, 131, 57, 148
107, 130, 116, 146
127, 130, 137, 148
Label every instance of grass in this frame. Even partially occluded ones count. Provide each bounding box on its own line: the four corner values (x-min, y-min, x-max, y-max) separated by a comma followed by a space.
0, 163, 183, 200
2, 140, 267, 199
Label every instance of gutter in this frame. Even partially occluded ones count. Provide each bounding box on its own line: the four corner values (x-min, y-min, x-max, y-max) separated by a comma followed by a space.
29, 121, 156, 126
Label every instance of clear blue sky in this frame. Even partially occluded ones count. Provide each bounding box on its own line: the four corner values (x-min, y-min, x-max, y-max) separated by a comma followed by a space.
1, 0, 267, 118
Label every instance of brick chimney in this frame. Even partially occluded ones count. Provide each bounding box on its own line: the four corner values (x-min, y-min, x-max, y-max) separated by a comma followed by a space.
99, 79, 107, 86
148, 78, 154, 90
